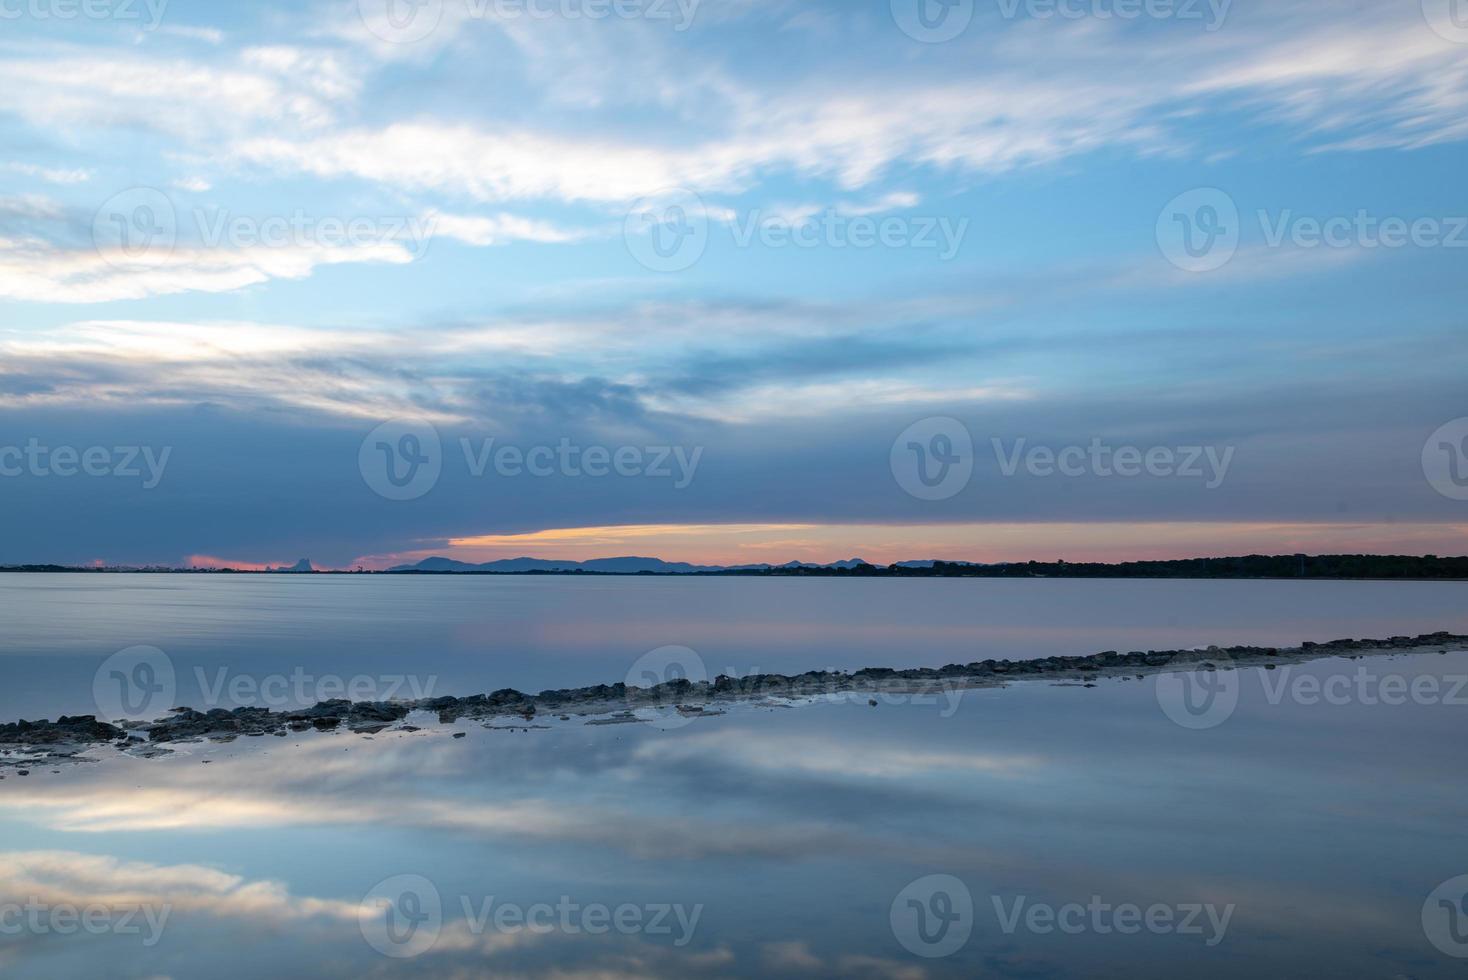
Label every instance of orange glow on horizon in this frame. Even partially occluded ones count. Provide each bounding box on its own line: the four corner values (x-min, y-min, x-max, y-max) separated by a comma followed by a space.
351, 521, 1468, 571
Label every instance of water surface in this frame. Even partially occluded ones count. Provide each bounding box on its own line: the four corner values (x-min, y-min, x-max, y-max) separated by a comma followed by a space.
2, 648, 1465, 978
2, 573, 1466, 719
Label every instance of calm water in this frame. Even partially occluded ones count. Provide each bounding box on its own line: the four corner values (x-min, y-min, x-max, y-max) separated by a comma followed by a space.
1, 573, 1467, 718
2, 575, 1467, 977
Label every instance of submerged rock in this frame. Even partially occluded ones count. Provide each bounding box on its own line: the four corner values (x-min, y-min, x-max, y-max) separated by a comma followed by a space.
1, 631, 1464, 754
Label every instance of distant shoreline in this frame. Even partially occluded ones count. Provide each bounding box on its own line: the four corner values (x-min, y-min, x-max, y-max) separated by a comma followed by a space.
3, 553, 1468, 581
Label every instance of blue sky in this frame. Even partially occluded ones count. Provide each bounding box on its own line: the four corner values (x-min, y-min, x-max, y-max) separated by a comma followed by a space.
0, 0, 1465, 567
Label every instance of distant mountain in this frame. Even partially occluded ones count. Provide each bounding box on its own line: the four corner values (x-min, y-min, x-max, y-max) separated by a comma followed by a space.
388, 556, 727, 574
386, 555, 899, 574
267, 559, 315, 573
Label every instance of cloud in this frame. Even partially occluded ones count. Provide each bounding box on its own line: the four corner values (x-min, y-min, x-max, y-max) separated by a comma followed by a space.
426, 209, 597, 246
5, 162, 93, 185
0, 237, 417, 303
219, 5, 1468, 208
637, 731, 1046, 780
0, 849, 358, 926
155, 24, 227, 44
0, 46, 358, 136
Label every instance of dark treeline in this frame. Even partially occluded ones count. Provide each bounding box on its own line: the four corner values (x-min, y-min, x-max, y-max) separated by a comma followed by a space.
717, 554, 1468, 580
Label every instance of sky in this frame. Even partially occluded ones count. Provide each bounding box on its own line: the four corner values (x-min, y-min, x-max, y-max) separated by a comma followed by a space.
0, 0, 1466, 569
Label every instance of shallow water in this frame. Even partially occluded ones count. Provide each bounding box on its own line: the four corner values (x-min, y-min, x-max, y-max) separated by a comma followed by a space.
3, 576, 1468, 977
2, 647, 1467, 978
3, 573, 1467, 719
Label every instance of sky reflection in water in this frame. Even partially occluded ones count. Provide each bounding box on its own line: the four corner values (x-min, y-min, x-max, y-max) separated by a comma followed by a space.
3, 651, 1467, 978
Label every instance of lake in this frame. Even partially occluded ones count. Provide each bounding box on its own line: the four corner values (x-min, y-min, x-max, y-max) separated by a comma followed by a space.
2, 573, 1467, 718
2, 575, 1467, 977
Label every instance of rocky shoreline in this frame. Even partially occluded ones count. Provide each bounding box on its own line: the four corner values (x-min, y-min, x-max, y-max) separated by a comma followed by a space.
1, 631, 1464, 766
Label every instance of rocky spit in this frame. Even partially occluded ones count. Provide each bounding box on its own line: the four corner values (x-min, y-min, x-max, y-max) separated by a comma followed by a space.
1, 632, 1464, 770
